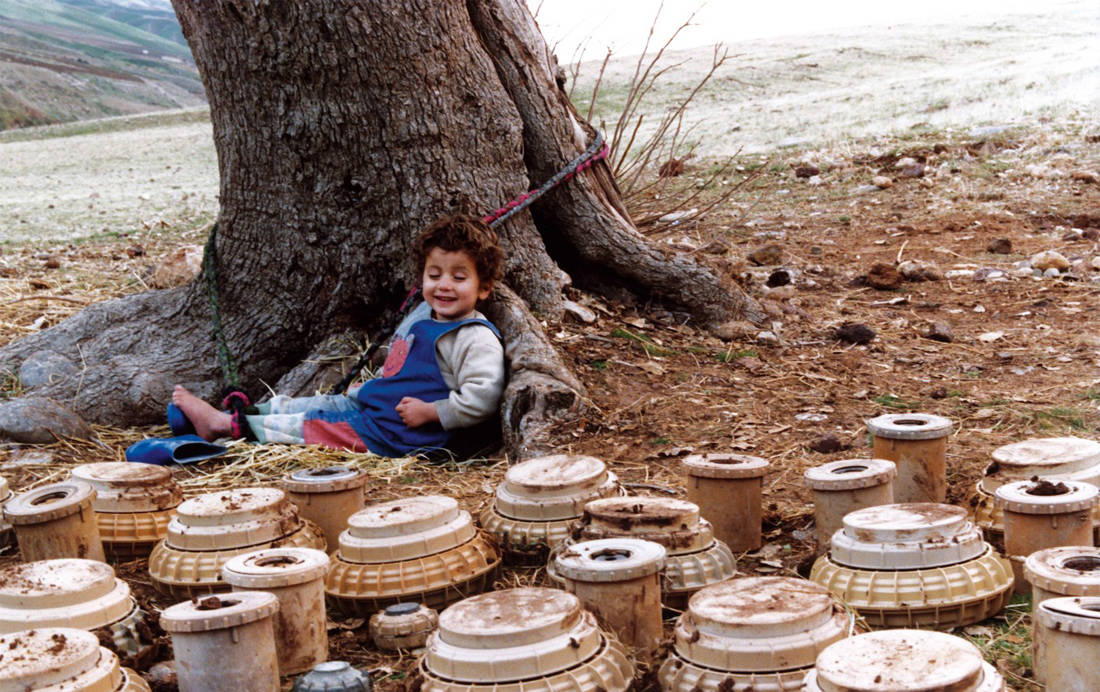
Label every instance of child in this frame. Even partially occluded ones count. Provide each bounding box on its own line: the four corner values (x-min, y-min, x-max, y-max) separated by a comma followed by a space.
172, 213, 506, 457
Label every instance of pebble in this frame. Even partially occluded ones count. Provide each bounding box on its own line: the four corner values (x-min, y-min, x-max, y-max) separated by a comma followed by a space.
895, 157, 919, 169
1044, 267, 1061, 278
44, 256, 61, 269
866, 262, 902, 290
764, 285, 796, 300
834, 322, 876, 345
898, 163, 926, 179
925, 321, 954, 342
0, 397, 94, 443
795, 164, 820, 178
897, 259, 942, 281
1027, 251, 1066, 271
562, 300, 597, 324
748, 244, 783, 266
756, 331, 780, 345
766, 269, 792, 287
854, 184, 880, 194
807, 175, 823, 186
1092, 256, 1100, 270
987, 238, 1013, 254
872, 175, 893, 189
973, 267, 1006, 282
944, 269, 975, 280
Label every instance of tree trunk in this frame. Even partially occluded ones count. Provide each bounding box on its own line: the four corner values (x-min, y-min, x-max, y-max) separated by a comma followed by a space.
0, 0, 761, 458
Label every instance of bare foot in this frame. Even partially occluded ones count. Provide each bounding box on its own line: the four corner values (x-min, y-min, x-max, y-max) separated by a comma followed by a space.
171, 385, 233, 441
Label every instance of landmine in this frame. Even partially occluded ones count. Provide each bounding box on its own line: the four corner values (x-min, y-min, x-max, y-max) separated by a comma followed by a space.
1033, 596, 1100, 690
0, 627, 150, 691
326, 495, 501, 615
3, 479, 105, 562
810, 503, 1014, 628
552, 538, 665, 653
972, 437, 1100, 547
865, 413, 952, 503
682, 453, 768, 553
147, 487, 326, 597
369, 602, 439, 651
1025, 546, 1100, 606
0, 559, 146, 655
0, 475, 13, 547
803, 458, 896, 554
292, 661, 373, 692
994, 478, 1097, 594
658, 577, 852, 692
479, 454, 620, 564
802, 629, 1005, 691
566, 496, 736, 609
222, 547, 331, 676
70, 462, 183, 561
161, 591, 280, 692
282, 466, 367, 550
417, 587, 633, 692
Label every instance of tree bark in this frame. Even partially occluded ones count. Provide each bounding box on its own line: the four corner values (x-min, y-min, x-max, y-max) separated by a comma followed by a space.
0, 0, 761, 458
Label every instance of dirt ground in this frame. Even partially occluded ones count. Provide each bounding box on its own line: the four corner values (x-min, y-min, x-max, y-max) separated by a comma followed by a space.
1, 121, 1098, 691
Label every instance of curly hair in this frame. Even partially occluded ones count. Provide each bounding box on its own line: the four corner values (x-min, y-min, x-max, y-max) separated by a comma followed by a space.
412, 213, 504, 286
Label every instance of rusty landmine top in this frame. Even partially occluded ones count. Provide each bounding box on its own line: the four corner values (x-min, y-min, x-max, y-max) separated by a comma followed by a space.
0, 628, 101, 687
283, 466, 367, 493
994, 479, 1099, 514
72, 462, 170, 485
804, 458, 897, 491
1025, 547, 1100, 596
0, 559, 115, 603
503, 455, 607, 493
437, 587, 582, 647
176, 487, 287, 523
160, 590, 279, 633
688, 577, 834, 629
583, 497, 699, 532
346, 495, 459, 539
814, 630, 985, 691
866, 412, 953, 440
991, 437, 1100, 471
71, 462, 182, 512
3, 480, 96, 524
222, 547, 330, 588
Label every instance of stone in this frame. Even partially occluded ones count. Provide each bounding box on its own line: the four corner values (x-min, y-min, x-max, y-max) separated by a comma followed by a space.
795, 164, 820, 178
562, 300, 596, 324
987, 238, 1012, 254
895, 157, 919, 169
713, 320, 758, 340
1044, 267, 1061, 278
872, 175, 893, 189
897, 259, 942, 282
925, 321, 954, 342
747, 244, 783, 266
756, 330, 780, 345
0, 397, 94, 443
866, 262, 902, 290
766, 269, 792, 287
1031, 249, 1070, 271
834, 322, 875, 345
944, 269, 975, 280
44, 256, 61, 269
17, 351, 79, 388
150, 244, 203, 288
1092, 256, 1100, 270
898, 163, 925, 178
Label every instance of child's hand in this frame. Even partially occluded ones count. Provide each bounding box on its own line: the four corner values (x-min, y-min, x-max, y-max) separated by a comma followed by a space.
396, 397, 439, 428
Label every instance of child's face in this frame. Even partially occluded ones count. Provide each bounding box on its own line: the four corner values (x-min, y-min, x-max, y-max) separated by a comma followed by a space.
421, 247, 491, 319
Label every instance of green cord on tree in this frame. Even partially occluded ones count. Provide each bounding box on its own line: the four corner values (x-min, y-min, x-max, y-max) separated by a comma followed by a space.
202, 223, 240, 389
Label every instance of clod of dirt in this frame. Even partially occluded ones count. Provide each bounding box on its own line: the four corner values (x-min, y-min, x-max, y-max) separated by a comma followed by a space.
748, 244, 783, 266
834, 322, 876, 344
44, 256, 61, 269
1083, 228, 1100, 241
658, 158, 686, 178
766, 269, 791, 287
987, 238, 1013, 254
794, 164, 820, 178
1026, 477, 1071, 496
808, 434, 847, 454
866, 262, 902, 290
898, 163, 925, 178
925, 321, 954, 342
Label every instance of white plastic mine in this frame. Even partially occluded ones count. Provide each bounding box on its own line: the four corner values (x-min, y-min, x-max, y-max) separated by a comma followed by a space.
426, 587, 603, 682
983, 437, 1100, 492
0, 627, 123, 691
1034, 596, 1100, 690
553, 538, 666, 582
1025, 547, 1100, 604
0, 559, 134, 633
805, 629, 1004, 692
495, 455, 619, 521
804, 458, 897, 491
166, 487, 299, 551
284, 466, 365, 492
579, 497, 712, 554
71, 462, 183, 513
340, 496, 475, 563
865, 413, 952, 440
994, 479, 1099, 514
829, 503, 985, 569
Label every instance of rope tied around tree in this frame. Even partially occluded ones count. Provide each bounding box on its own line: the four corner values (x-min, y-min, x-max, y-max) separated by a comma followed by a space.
202, 131, 609, 399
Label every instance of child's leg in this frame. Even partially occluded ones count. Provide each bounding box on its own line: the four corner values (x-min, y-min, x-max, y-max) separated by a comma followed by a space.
246, 395, 370, 451
259, 393, 362, 416
245, 411, 307, 444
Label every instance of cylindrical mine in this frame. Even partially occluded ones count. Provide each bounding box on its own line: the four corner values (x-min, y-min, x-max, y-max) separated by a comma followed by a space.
0, 627, 151, 692
3, 480, 105, 562
282, 466, 367, 550
553, 538, 665, 654
161, 591, 281, 692
995, 479, 1098, 595
866, 413, 952, 503
682, 453, 768, 553
222, 547, 331, 675
1025, 546, 1100, 606
803, 458, 896, 553
1033, 596, 1100, 691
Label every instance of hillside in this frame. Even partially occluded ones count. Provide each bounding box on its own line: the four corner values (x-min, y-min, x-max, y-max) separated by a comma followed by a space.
0, 0, 203, 129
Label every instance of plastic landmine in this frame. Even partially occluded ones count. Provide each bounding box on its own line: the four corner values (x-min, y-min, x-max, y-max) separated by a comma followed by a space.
70, 461, 183, 561
810, 503, 1014, 628
994, 478, 1098, 595
553, 538, 665, 654
479, 454, 621, 565
802, 629, 1005, 691
865, 412, 952, 503
292, 661, 373, 692
658, 576, 853, 692
972, 437, 1100, 547
147, 487, 326, 598
369, 602, 439, 651
1032, 596, 1100, 690
417, 587, 633, 692
0, 627, 150, 691
282, 466, 367, 550
326, 495, 501, 615
160, 591, 281, 692
0, 558, 147, 655
3, 479, 106, 562
222, 547, 331, 676
562, 496, 736, 609
803, 457, 896, 554
1025, 545, 1100, 607
681, 453, 768, 553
